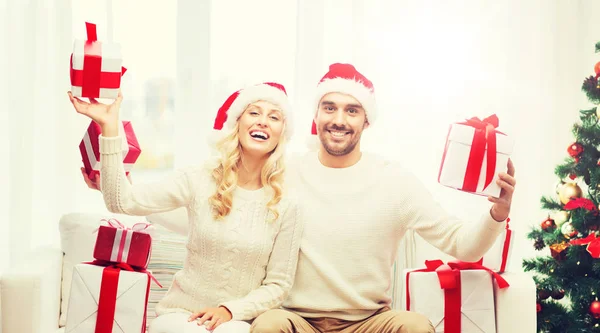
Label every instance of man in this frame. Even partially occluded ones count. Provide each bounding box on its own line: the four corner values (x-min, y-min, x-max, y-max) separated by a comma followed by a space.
249, 63, 515, 333
82, 63, 515, 333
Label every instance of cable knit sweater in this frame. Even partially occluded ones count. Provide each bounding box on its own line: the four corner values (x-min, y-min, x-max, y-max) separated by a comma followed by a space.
280, 151, 506, 321
98, 135, 302, 321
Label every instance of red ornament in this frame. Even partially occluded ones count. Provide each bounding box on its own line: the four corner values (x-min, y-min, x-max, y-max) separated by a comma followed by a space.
590, 300, 600, 319
541, 218, 556, 231
536, 303, 542, 313
595, 62, 600, 77
569, 173, 577, 180
567, 143, 584, 162
539, 290, 551, 300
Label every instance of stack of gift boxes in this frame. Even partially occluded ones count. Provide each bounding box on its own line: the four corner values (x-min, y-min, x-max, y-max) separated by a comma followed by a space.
402, 115, 534, 333
66, 22, 155, 333
70, 21, 141, 181
64, 219, 161, 333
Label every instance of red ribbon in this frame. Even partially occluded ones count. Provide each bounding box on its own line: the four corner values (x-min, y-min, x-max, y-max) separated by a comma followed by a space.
565, 198, 598, 215
70, 22, 127, 98
499, 225, 512, 273
85, 260, 162, 333
458, 114, 499, 192
569, 233, 600, 258
405, 259, 509, 333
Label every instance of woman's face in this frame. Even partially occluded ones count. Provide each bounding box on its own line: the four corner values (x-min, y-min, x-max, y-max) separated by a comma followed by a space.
237, 100, 284, 157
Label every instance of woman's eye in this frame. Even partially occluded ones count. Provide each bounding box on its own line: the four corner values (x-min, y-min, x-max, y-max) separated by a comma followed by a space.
270, 116, 280, 121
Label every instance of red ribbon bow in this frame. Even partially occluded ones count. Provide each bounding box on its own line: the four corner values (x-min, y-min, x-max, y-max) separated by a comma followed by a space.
70, 22, 127, 98
85, 260, 162, 333
564, 198, 598, 215
569, 233, 600, 258
458, 114, 500, 192
405, 259, 509, 333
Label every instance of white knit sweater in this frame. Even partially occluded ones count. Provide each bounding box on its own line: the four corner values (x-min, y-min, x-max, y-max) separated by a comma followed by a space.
98, 135, 302, 321
281, 151, 506, 321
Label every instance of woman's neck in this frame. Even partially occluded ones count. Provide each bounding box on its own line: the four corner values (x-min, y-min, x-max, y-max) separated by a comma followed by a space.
237, 154, 266, 190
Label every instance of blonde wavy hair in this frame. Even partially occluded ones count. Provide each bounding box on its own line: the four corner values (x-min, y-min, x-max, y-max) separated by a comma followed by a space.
208, 108, 287, 222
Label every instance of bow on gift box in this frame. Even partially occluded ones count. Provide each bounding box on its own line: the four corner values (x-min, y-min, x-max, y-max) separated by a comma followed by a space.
70, 22, 127, 98
458, 114, 501, 192
85, 260, 162, 333
405, 259, 510, 333
99, 218, 155, 235
569, 233, 600, 258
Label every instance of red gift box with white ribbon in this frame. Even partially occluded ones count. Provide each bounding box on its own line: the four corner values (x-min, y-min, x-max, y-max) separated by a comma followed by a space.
79, 120, 141, 180
93, 219, 153, 269
438, 114, 514, 198
70, 22, 127, 99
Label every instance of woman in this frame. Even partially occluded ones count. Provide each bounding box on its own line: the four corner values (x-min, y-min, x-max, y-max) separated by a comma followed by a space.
67, 82, 302, 333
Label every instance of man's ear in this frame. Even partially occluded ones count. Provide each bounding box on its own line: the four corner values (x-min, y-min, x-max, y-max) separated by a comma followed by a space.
364, 119, 370, 129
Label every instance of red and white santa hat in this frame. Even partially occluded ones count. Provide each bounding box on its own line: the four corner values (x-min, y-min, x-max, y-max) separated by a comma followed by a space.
212, 82, 293, 141
310, 63, 377, 136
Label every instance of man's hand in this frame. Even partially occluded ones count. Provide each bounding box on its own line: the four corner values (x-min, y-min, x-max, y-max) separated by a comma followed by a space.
80, 167, 132, 192
188, 306, 232, 330
488, 158, 516, 222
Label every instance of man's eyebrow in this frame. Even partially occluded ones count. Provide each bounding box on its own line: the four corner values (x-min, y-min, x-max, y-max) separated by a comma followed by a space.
346, 104, 364, 109
320, 100, 336, 106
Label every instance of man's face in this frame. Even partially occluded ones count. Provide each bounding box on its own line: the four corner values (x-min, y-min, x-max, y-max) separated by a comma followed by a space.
314, 92, 369, 156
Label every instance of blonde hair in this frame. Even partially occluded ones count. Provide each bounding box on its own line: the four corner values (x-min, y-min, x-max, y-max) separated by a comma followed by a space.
208, 114, 286, 222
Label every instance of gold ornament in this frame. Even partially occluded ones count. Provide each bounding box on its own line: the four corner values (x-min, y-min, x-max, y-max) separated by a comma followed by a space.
559, 183, 582, 205
597, 106, 600, 119
553, 211, 570, 226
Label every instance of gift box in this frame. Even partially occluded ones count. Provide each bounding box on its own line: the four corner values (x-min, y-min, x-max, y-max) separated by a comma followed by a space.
70, 22, 127, 99
94, 219, 154, 269
474, 219, 514, 273
79, 120, 141, 179
492, 272, 536, 333
64, 262, 151, 333
402, 260, 510, 333
438, 114, 514, 198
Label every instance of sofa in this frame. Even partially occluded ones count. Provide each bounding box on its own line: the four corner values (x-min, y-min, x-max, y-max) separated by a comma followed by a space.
1, 212, 537, 333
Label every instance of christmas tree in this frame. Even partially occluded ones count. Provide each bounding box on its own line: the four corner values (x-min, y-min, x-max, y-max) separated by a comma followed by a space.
522, 42, 600, 333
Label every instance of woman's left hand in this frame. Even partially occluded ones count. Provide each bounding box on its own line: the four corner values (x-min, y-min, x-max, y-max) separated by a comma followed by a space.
188, 306, 232, 330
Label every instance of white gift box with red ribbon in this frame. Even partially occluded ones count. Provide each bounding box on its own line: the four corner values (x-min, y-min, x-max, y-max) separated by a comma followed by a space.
402, 260, 510, 333
65, 263, 150, 333
438, 115, 514, 198
79, 120, 141, 179
70, 22, 126, 99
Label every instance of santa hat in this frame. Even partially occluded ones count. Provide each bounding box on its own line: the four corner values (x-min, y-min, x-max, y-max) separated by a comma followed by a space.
308, 63, 376, 147
212, 82, 293, 143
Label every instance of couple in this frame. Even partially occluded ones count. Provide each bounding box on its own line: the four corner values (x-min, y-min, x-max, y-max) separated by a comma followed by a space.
68, 63, 516, 333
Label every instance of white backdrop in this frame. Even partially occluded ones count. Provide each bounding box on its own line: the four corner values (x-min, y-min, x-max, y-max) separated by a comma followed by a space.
2, 0, 600, 275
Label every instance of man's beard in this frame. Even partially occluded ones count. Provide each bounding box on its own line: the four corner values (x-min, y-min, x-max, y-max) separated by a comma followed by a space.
318, 125, 362, 156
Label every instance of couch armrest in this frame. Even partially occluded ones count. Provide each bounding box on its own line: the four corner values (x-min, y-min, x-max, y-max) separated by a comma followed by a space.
1, 246, 63, 333
494, 271, 537, 333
